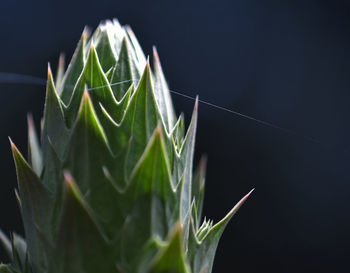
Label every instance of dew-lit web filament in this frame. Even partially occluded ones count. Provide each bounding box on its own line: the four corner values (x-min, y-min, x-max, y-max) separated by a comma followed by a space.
0, 72, 332, 150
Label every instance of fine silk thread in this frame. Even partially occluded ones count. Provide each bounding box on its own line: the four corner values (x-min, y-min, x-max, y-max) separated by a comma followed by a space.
0, 72, 326, 147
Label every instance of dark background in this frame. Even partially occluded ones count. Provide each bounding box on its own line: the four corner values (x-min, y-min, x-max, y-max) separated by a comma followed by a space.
1, 0, 350, 272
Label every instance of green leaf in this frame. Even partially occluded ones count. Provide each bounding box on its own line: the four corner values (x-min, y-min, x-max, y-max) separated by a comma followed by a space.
64, 90, 109, 192
171, 114, 185, 150
130, 237, 163, 273
119, 127, 177, 269
41, 66, 69, 161
129, 126, 177, 237
100, 83, 132, 126
51, 172, 115, 273
125, 25, 146, 70
55, 53, 65, 92
149, 223, 190, 273
152, 47, 176, 132
188, 190, 253, 273
10, 140, 51, 272
42, 141, 64, 238
93, 26, 117, 72
64, 90, 124, 240
109, 37, 140, 100
105, 66, 114, 80
102, 138, 130, 192
121, 62, 161, 176
174, 100, 198, 231
59, 29, 89, 102
27, 114, 42, 176
65, 44, 119, 128
11, 233, 27, 272
99, 19, 125, 58
191, 156, 207, 229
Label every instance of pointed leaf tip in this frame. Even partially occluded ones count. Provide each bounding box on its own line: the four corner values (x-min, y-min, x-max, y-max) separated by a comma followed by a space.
63, 170, 74, 185
173, 221, 182, 234
14, 189, 21, 208
199, 155, 208, 170
238, 188, 254, 206
59, 53, 65, 65
47, 63, 53, 78
187, 191, 253, 273
46, 63, 57, 90
154, 124, 162, 137
8, 137, 14, 147
78, 86, 95, 115
212, 188, 254, 232
145, 56, 151, 70
63, 171, 86, 200
83, 87, 91, 99
27, 112, 42, 175
82, 26, 90, 38
152, 46, 159, 62
227, 188, 254, 217
9, 139, 23, 174
63, 171, 84, 204
62, 171, 86, 209
83, 27, 90, 35
54, 168, 114, 273
90, 40, 95, 50
27, 113, 34, 130
9, 139, 20, 157
194, 96, 199, 110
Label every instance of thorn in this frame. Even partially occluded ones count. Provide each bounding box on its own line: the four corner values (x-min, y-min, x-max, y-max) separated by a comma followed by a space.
199, 156, 208, 180
238, 188, 255, 205
216, 188, 255, 224
200, 154, 208, 168
247, 188, 255, 196
82, 26, 91, 38
14, 189, 21, 204
104, 19, 113, 27
83, 87, 90, 97
58, 53, 65, 66
8, 137, 25, 163
8, 136, 13, 146
152, 46, 159, 62
63, 170, 74, 185
102, 166, 110, 178
47, 63, 52, 78
125, 25, 132, 34
146, 55, 150, 67
121, 35, 128, 46
154, 124, 162, 137
112, 18, 120, 26
83, 83, 92, 97
90, 40, 95, 50
27, 113, 34, 130
173, 221, 182, 233
194, 96, 199, 111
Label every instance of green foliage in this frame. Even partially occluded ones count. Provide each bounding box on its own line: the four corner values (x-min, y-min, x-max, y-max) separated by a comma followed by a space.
0, 19, 252, 273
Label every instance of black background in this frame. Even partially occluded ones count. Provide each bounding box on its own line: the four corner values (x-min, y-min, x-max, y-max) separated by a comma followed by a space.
1, 0, 350, 272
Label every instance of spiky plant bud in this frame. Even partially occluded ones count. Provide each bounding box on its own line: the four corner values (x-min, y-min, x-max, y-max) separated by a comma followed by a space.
0, 19, 252, 273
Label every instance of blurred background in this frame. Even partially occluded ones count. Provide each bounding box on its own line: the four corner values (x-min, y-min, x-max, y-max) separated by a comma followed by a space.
1, 0, 350, 272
